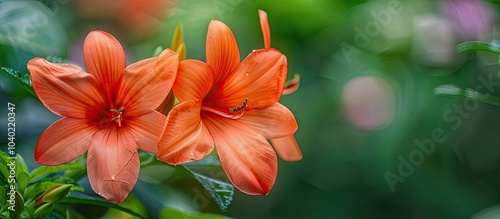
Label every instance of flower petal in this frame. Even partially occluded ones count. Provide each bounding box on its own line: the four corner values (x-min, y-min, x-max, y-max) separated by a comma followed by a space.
126, 111, 167, 154
35, 118, 96, 165
83, 30, 126, 100
119, 49, 178, 116
204, 115, 277, 195
206, 49, 287, 110
87, 127, 139, 203
238, 103, 298, 139
173, 60, 215, 102
258, 10, 271, 49
270, 136, 302, 161
28, 57, 105, 119
157, 101, 214, 165
206, 20, 240, 83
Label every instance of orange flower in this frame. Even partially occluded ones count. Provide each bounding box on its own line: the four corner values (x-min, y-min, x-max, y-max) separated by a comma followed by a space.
157, 17, 298, 195
28, 30, 178, 203
258, 10, 302, 161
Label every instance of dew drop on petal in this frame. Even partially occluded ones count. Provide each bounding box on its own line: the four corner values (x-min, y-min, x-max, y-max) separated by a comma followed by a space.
190, 152, 194, 157
111, 175, 115, 180
245, 73, 249, 77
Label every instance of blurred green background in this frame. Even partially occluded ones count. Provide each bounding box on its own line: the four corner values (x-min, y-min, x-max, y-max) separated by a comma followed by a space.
2, 0, 500, 218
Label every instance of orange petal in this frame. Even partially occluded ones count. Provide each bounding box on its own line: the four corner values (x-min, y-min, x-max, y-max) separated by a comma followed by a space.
204, 115, 277, 195
173, 60, 215, 102
207, 49, 287, 110
119, 49, 178, 116
206, 20, 240, 83
282, 74, 300, 95
35, 118, 96, 165
87, 127, 139, 203
28, 58, 105, 119
258, 10, 271, 49
83, 30, 126, 100
126, 111, 167, 154
157, 101, 214, 165
238, 103, 298, 139
270, 136, 302, 161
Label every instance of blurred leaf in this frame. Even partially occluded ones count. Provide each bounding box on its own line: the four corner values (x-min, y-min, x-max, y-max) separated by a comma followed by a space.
45, 55, 70, 64
457, 41, 500, 54
434, 85, 500, 106
181, 167, 234, 211
153, 45, 164, 56
43, 210, 67, 219
14, 191, 24, 216
183, 155, 221, 167
1, 67, 35, 97
160, 208, 231, 219
29, 157, 85, 182
0, 1, 68, 55
103, 194, 149, 219
56, 193, 147, 219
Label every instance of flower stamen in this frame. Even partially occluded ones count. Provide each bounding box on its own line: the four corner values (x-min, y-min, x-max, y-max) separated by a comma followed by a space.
229, 98, 248, 113
110, 107, 125, 127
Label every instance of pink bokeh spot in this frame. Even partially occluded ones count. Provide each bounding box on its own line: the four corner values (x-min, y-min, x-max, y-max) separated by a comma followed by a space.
342, 76, 395, 130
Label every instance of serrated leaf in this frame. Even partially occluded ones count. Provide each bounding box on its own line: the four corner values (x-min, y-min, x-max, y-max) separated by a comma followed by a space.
181, 167, 234, 211
160, 208, 231, 219
434, 85, 500, 106
56, 193, 147, 219
1, 67, 36, 97
30, 158, 85, 182
457, 41, 500, 54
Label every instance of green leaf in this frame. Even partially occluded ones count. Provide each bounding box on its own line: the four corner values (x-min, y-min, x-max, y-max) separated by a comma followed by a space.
457, 41, 500, 54
15, 154, 31, 193
160, 208, 231, 219
434, 85, 500, 106
183, 156, 221, 167
181, 167, 234, 211
1, 67, 35, 97
30, 158, 85, 183
17, 172, 30, 194
34, 202, 53, 218
56, 193, 147, 219
0, 150, 13, 180
15, 154, 29, 177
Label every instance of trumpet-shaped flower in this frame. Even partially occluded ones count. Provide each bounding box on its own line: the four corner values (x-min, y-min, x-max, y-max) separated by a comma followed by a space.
157, 16, 298, 195
28, 30, 178, 203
